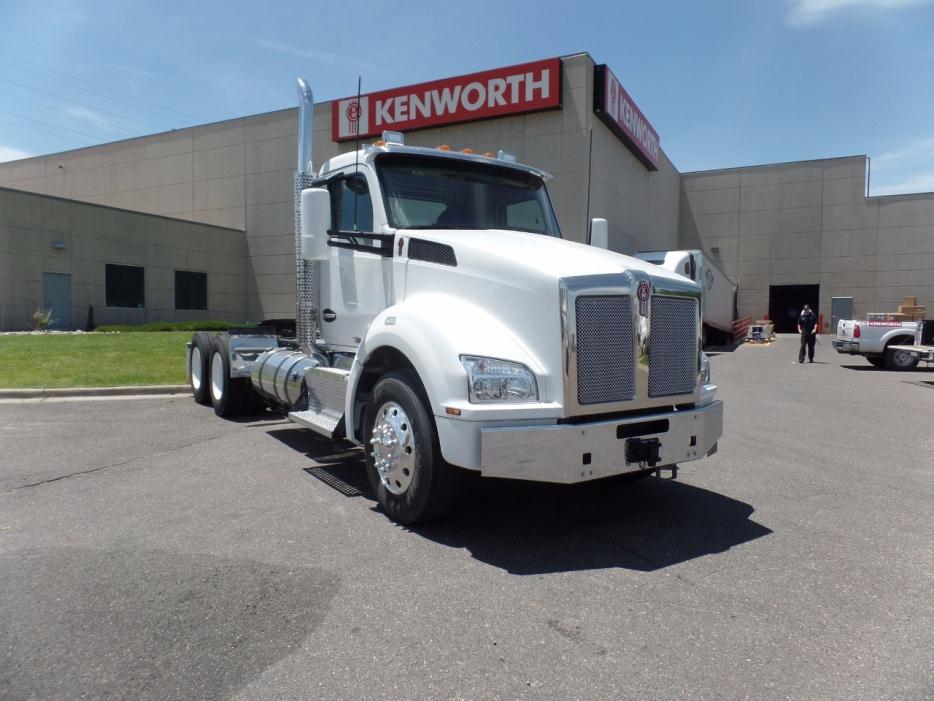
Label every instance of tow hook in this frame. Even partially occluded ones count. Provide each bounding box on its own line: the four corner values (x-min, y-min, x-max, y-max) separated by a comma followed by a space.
625, 437, 661, 468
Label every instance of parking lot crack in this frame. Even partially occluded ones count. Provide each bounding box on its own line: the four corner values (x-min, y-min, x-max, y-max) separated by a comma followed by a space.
7, 431, 232, 493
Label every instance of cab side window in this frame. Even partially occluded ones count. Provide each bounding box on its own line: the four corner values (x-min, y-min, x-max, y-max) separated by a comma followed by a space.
329, 174, 374, 232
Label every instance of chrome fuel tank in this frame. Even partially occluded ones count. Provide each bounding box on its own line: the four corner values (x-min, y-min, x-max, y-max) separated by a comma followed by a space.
250, 349, 321, 409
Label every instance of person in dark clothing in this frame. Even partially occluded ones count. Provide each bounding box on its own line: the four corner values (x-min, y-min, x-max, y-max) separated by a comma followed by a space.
798, 304, 818, 363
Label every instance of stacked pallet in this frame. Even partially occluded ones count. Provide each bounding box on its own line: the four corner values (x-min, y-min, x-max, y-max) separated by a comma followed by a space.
898, 296, 926, 321
746, 320, 775, 343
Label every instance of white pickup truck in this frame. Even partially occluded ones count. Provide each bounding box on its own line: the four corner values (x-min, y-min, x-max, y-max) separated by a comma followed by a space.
833, 319, 920, 370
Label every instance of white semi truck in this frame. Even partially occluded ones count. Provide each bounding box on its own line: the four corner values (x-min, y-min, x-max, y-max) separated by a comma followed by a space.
633, 251, 737, 346
186, 79, 723, 524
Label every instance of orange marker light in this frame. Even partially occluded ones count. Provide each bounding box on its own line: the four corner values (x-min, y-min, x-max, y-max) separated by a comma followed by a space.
462, 148, 474, 154
438, 144, 450, 151
445, 407, 462, 416
374, 140, 385, 147
484, 152, 495, 158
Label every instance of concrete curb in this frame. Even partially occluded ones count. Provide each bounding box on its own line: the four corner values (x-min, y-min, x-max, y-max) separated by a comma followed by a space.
0, 385, 190, 399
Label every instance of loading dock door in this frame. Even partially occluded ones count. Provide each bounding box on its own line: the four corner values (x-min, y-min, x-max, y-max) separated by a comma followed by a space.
43, 273, 72, 330
768, 284, 819, 333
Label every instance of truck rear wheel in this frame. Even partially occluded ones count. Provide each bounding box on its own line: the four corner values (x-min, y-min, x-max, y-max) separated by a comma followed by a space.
209, 334, 251, 417
189, 332, 213, 405
885, 345, 919, 371
866, 355, 887, 368
364, 371, 461, 524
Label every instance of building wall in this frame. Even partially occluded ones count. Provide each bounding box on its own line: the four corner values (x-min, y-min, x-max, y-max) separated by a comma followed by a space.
681, 156, 934, 327
0, 53, 681, 321
0, 187, 247, 330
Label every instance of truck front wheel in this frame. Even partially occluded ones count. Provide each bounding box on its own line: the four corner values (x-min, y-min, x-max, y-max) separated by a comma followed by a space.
364, 371, 461, 524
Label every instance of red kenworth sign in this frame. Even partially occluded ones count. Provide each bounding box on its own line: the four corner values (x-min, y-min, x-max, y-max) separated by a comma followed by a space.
332, 58, 562, 142
593, 64, 660, 171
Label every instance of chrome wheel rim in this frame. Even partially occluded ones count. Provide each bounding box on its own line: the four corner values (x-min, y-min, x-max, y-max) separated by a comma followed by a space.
191, 346, 203, 391
370, 401, 416, 495
211, 352, 224, 402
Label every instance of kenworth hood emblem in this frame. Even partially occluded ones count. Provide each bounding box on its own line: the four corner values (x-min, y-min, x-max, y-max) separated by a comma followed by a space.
637, 280, 651, 316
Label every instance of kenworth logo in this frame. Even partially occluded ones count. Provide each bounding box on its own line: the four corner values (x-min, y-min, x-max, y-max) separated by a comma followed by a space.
593, 64, 660, 171
333, 58, 561, 142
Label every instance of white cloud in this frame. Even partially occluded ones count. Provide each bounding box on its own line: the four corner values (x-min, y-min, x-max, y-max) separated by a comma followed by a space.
64, 105, 119, 134
787, 0, 934, 26
872, 173, 934, 195
244, 36, 377, 74
0, 145, 33, 163
870, 136, 934, 195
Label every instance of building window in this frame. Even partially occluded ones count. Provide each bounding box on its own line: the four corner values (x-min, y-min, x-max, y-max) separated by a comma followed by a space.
175, 270, 208, 310
105, 264, 145, 308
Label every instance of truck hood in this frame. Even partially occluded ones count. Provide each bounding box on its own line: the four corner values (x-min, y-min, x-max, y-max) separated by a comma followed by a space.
393, 227, 702, 414
401, 228, 692, 286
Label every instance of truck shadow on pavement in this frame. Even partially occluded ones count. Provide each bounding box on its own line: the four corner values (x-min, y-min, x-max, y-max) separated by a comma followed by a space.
416, 475, 772, 575
270, 428, 772, 576
841, 365, 934, 372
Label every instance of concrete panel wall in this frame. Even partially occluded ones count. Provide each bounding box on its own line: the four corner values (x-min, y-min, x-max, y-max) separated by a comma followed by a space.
0, 188, 247, 330
0, 53, 681, 322
681, 156, 934, 327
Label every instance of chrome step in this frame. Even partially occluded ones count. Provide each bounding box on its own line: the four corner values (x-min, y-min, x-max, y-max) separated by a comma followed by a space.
288, 366, 350, 439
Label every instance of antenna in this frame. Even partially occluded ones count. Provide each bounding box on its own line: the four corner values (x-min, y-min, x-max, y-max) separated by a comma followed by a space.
352, 75, 362, 232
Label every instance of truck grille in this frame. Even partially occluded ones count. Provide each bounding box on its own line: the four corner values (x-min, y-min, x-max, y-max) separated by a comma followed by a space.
648, 296, 698, 397
575, 295, 634, 404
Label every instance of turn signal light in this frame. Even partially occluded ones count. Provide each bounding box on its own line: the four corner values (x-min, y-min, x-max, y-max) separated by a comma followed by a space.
854, 325, 861, 338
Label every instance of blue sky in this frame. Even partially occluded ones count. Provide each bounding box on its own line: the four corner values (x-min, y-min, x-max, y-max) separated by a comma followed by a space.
1, 0, 933, 194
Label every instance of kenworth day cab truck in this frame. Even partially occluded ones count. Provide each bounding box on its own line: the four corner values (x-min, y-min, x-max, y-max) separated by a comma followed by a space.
633, 250, 736, 347
833, 318, 921, 370
186, 79, 723, 524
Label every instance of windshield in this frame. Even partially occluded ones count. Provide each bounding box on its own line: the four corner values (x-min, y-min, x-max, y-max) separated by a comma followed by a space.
376, 154, 561, 236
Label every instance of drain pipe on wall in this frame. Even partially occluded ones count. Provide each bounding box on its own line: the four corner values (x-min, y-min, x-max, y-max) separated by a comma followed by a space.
294, 78, 317, 353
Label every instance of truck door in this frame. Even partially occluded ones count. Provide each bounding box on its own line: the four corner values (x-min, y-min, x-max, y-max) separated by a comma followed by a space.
318, 167, 392, 350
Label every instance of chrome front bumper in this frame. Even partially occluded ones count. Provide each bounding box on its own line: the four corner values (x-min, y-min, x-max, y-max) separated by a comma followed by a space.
832, 340, 859, 353
479, 400, 723, 484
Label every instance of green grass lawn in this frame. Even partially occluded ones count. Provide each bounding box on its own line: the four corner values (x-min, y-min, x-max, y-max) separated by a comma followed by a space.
0, 332, 192, 388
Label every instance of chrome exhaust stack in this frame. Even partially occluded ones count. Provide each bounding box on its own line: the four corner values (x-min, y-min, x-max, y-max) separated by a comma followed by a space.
294, 77, 317, 354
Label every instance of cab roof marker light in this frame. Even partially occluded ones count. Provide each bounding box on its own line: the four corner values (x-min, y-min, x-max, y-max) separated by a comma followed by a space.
497, 150, 517, 162
438, 144, 451, 151
484, 151, 496, 158
382, 130, 405, 145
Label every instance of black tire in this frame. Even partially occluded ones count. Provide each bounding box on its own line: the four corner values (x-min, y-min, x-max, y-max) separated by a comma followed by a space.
866, 355, 887, 368
363, 371, 461, 524
189, 332, 213, 405
209, 334, 251, 417
885, 344, 919, 371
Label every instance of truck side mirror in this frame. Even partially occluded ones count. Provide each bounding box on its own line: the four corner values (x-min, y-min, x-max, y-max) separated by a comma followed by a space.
589, 218, 608, 249
300, 188, 331, 261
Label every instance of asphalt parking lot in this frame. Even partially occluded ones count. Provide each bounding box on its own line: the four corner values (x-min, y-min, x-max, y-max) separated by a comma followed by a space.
1, 335, 932, 700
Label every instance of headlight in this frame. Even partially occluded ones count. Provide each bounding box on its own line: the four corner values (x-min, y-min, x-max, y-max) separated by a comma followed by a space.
460, 355, 539, 403
700, 351, 712, 384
